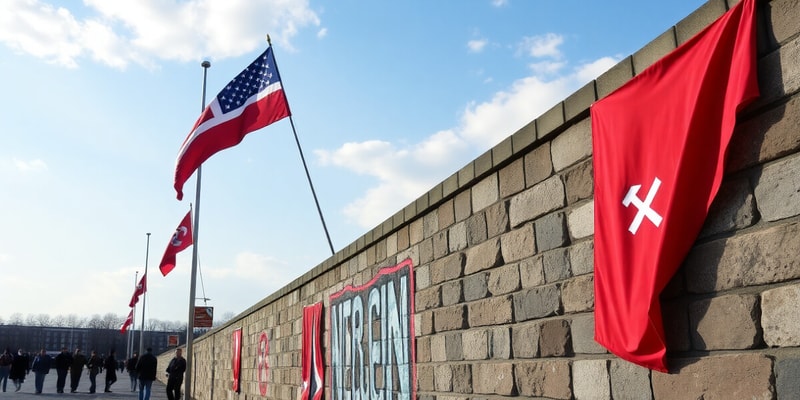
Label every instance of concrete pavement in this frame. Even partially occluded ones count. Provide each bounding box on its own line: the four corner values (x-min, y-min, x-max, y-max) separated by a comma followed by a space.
0, 370, 169, 400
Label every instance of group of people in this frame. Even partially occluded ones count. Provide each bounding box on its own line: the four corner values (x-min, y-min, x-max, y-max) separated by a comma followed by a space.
0, 346, 186, 400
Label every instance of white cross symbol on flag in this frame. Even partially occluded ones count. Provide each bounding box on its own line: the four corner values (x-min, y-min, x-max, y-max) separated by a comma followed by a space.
622, 177, 663, 234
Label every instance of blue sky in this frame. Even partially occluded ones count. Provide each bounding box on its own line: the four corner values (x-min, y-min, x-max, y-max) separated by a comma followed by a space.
0, 0, 706, 325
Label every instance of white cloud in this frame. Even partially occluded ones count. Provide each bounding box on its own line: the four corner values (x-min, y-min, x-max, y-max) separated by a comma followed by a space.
317, 28, 328, 38
317, 38, 620, 230
491, 0, 508, 7
0, 0, 320, 68
13, 158, 48, 172
467, 38, 488, 53
519, 33, 564, 59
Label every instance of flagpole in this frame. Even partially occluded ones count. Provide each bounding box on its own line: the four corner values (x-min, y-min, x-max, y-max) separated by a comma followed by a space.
139, 233, 151, 356
184, 61, 210, 400
268, 35, 335, 255
128, 270, 138, 359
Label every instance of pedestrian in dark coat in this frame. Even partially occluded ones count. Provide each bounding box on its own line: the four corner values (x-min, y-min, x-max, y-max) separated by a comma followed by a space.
54, 347, 73, 393
104, 350, 117, 392
165, 348, 187, 400
86, 350, 101, 394
135, 348, 158, 400
9, 349, 29, 392
126, 351, 139, 392
69, 348, 87, 393
30, 349, 52, 394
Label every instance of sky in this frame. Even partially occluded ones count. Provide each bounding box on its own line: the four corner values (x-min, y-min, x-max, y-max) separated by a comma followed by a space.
0, 0, 707, 326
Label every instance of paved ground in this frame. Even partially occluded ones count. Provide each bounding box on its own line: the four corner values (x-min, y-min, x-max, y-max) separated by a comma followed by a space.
0, 370, 169, 400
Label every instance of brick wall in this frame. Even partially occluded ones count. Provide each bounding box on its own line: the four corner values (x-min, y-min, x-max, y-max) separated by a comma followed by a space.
173, 0, 800, 399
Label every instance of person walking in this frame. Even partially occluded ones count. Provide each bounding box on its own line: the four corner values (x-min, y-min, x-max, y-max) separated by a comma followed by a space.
86, 350, 101, 394
69, 348, 87, 393
0, 348, 13, 392
30, 349, 52, 394
135, 347, 157, 400
165, 348, 187, 400
103, 350, 117, 392
9, 349, 29, 392
126, 351, 139, 392
53, 347, 73, 393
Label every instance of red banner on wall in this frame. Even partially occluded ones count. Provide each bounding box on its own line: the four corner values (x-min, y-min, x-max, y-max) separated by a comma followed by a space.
232, 328, 243, 392
301, 302, 323, 400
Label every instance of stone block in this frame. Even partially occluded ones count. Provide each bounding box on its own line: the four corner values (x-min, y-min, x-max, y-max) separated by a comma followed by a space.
564, 82, 596, 122
463, 273, 488, 301
767, 0, 800, 47
564, 159, 593, 205
434, 364, 452, 391
449, 221, 467, 253
573, 360, 610, 400
632, 28, 677, 74
509, 175, 565, 228
500, 223, 536, 263
462, 328, 489, 360
728, 96, 800, 172
464, 238, 502, 275
468, 295, 514, 327
535, 212, 568, 252
756, 35, 800, 106
762, 283, 800, 347
524, 142, 554, 187
433, 305, 467, 332
416, 335, 431, 362
451, 364, 472, 394
675, 0, 726, 45
445, 332, 463, 361
519, 256, 545, 288
493, 136, 513, 166
689, 294, 760, 350
754, 153, 800, 222
430, 334, 446, 362
513, 119, 537, 153
475, 149, 492, 177
438, 199, 455, 230
662, 300, 691, 352
596, 56, 633, 99
454, 190, 472, 223
570, 314, 606, 354
458, 163, 475, 192
415, 285, 441, 311
423, 211, 439, 239
499, 158, 525, 198
513, 284, 561, 322
485, 201, 509, 239
490, 327, 512, 359
466, 212, 487, 247
415, 263, 431, 290
561, 275, 594, 313
514, 360, 572, 399
473, 173, 499, 213
430, 252, 464, 285
567, 200, 594, 240
776, 357, 800, 400
551, 118, 592, 172
511, 321, 540, 359
539, 319, 572, 357
419, 238, 434, 265
685, 222, 800, 293
699, 177, 757, 238
537, 102, 565, 141
441, 280, 462, 307
487, 263, 520, 296
609, 359, 652, 400
569, 239, 594, 276
472, 363, 515, 395
433, 231, 449, 259
419, 310, 434, 335
543, 248, 571, 283
417, 365, 434, 391
651, 354, 773, 399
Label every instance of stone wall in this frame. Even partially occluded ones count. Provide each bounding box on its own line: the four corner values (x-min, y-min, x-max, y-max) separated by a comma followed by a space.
172, 0, 800, 399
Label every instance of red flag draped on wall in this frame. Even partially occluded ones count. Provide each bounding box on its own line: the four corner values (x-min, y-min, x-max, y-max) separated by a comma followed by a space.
120, 309, 134, 334
173, 46, 291, 200
591, 0, 759, 372
159, 211, 194, 276
128, 274, 147, 308
300, 302, 324, 400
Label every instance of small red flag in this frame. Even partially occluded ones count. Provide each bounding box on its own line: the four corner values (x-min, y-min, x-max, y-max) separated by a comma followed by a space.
159, 210, 194, 276
591, 0, 758, 371
120, 309, 134, 334
128, 274, 147, 308
174, 46, 291, 200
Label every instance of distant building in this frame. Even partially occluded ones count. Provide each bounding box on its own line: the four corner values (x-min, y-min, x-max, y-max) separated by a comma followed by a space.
0, 325, 183, 358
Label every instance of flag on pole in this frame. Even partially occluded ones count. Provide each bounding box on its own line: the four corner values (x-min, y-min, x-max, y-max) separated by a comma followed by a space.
591, 0, 758, 372
173, 46, 291, 200
120, 309, 134, 334
159, 210, 194, 276
128, 274, 147, 308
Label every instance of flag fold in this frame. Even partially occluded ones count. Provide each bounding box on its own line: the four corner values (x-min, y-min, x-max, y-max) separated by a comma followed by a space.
591, 0, 759, 372
128, 274, 147, 308
174, 46, 291, 200
120, 309, 134, 334
159, 210, 194, 276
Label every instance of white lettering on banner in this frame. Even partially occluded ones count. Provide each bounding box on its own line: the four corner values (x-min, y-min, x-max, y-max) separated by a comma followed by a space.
622, 177, 663, 234
330, 259, 415, 400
